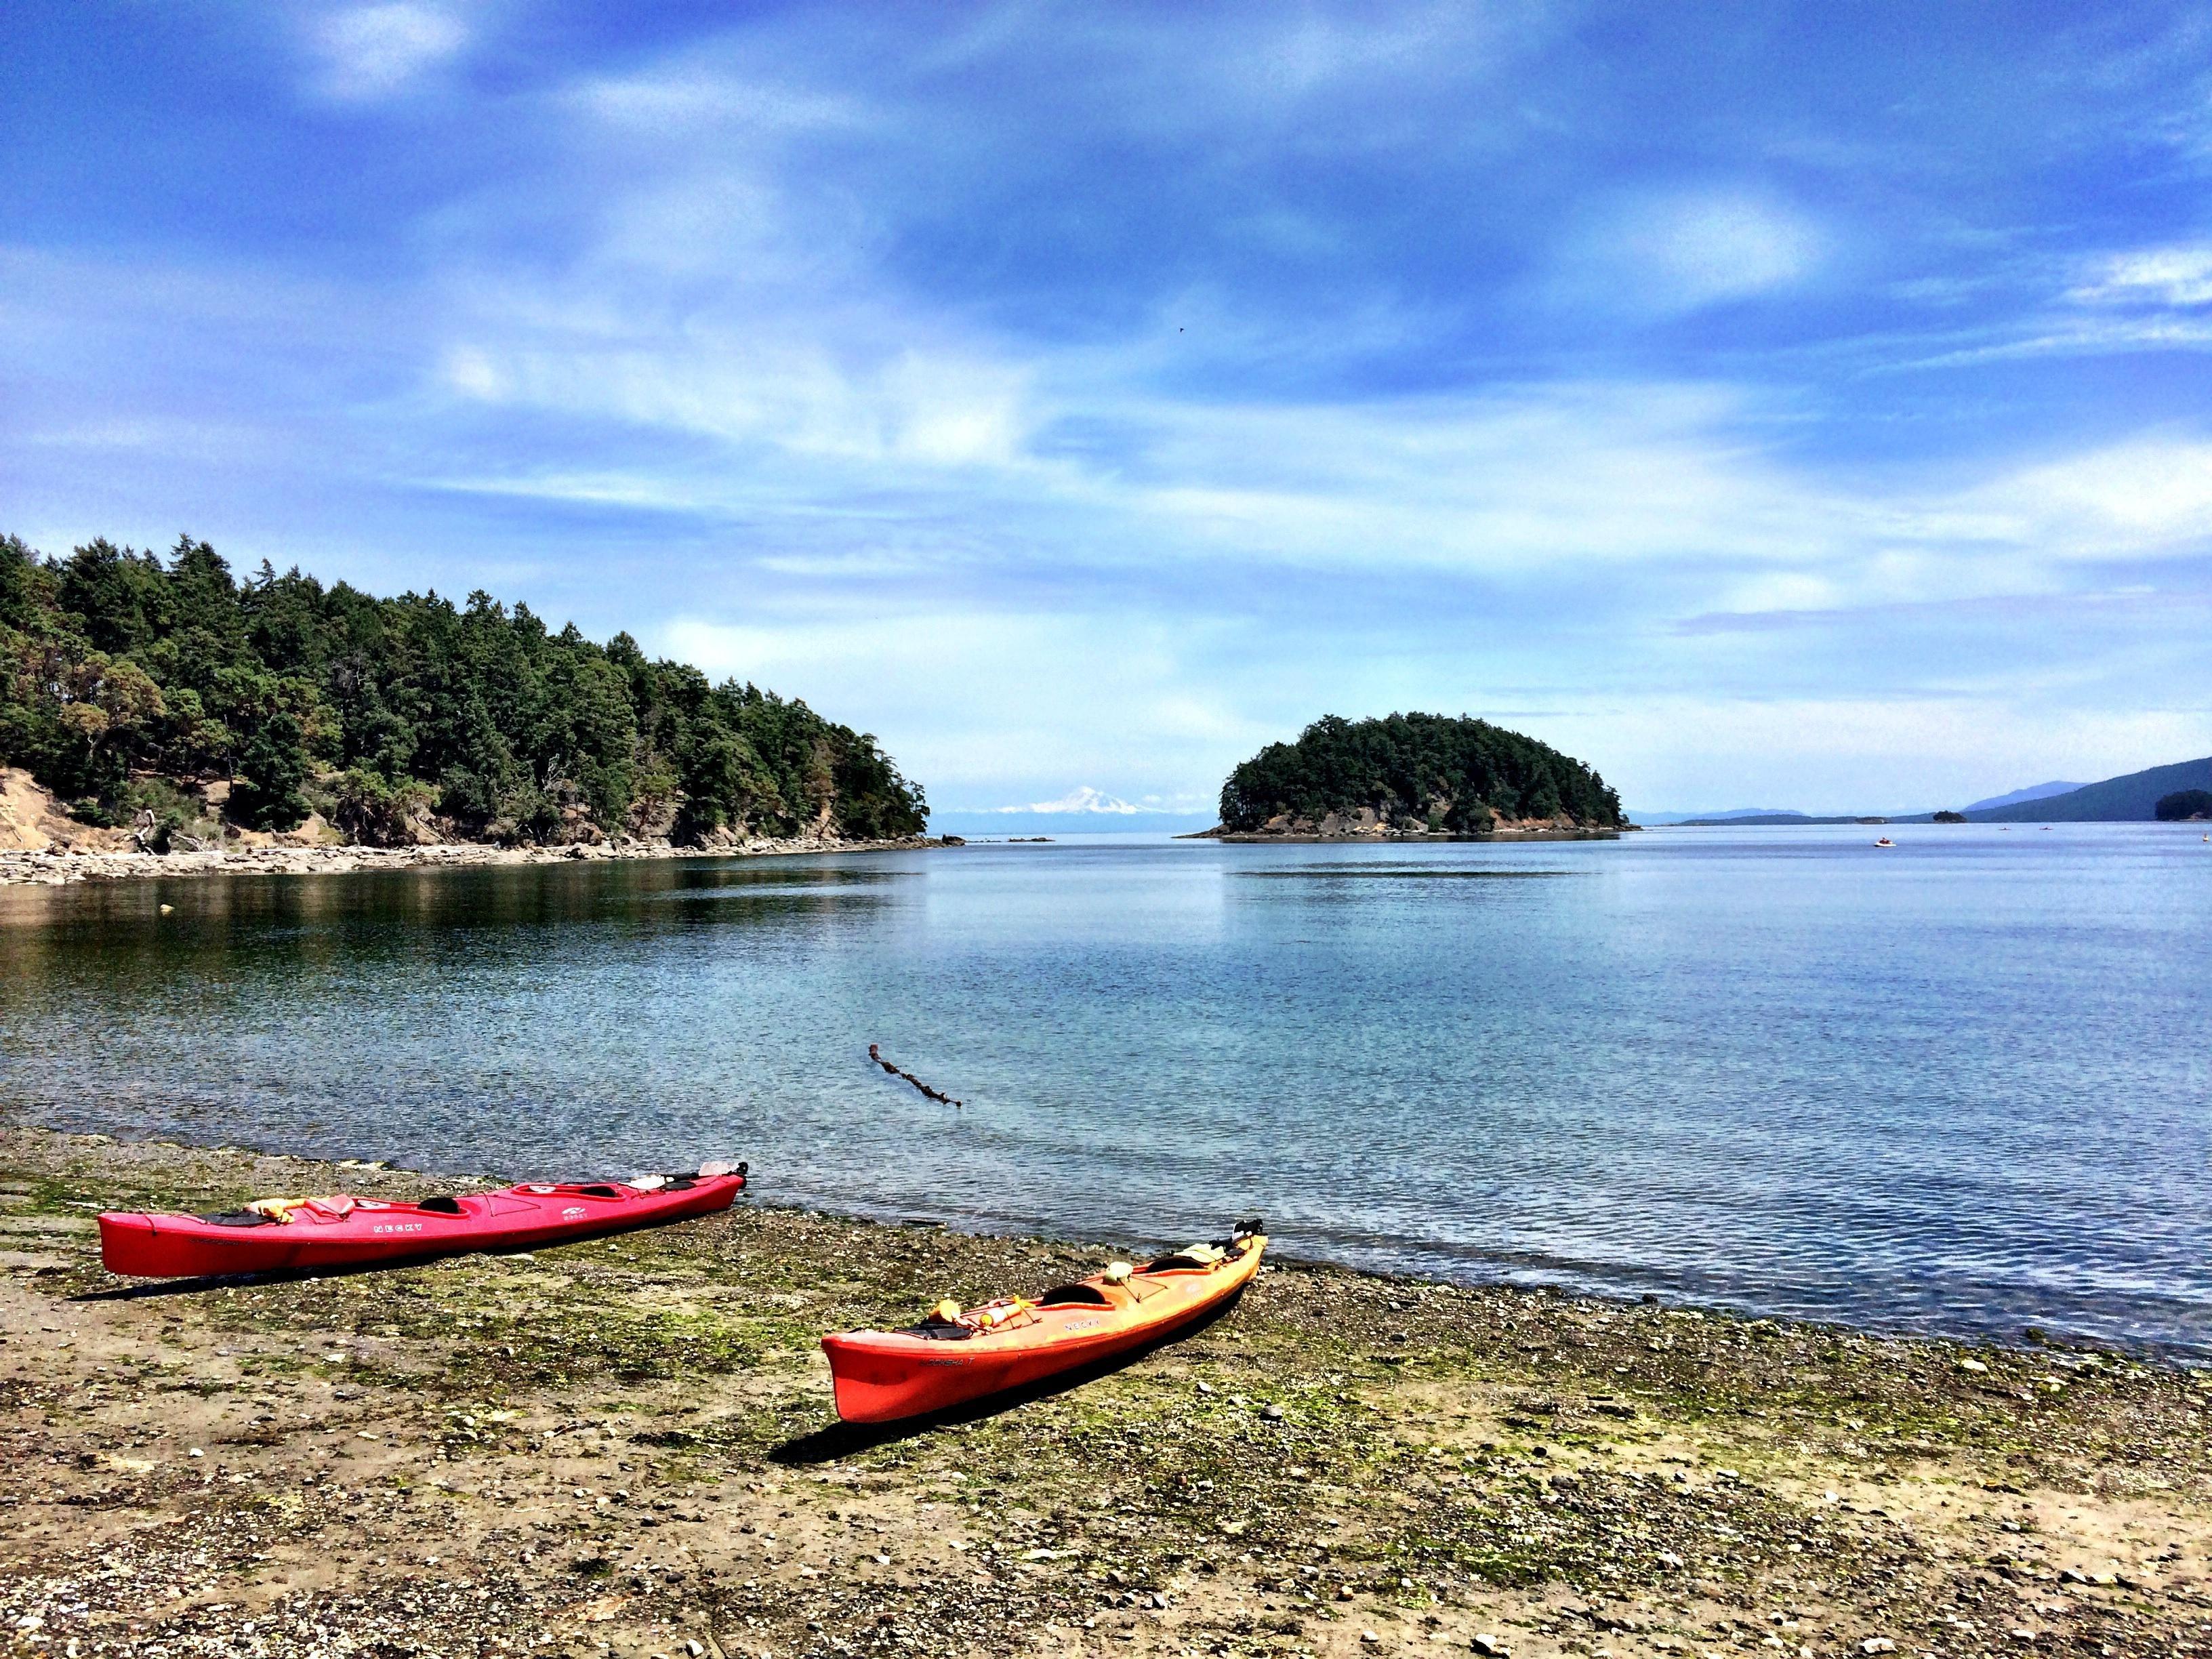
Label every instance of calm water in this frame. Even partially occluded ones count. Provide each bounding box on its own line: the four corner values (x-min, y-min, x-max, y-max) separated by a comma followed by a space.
4, 825, 2208, 1353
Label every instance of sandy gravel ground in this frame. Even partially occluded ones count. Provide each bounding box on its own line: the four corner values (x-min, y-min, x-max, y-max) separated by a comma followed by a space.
3, 1127, 2207, 1659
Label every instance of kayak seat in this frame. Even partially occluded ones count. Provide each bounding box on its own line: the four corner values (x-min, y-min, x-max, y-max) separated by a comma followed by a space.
1037, 1284, 1112, 1308
417, 1195, 465, 1215
575, 1185, 622, 1198
197, 1210, 279, 1228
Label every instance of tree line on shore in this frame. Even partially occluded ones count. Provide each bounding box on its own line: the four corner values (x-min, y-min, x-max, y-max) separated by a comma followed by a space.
0, 533, 928, 846
1219, 711, 1624, 833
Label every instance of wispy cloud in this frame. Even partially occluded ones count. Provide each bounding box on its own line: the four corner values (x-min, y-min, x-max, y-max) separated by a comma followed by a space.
1551, 189, 1828, 316
2070, 245, 2212, 308
7, 2, 2212, 813
304, 4, 468, 102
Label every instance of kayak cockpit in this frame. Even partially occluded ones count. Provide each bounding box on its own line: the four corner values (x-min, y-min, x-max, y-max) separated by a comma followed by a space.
1036, 1282, 1114, 1307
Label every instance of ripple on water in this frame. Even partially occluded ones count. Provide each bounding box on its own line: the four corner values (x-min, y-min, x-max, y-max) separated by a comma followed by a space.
2, 825, 2208, 1353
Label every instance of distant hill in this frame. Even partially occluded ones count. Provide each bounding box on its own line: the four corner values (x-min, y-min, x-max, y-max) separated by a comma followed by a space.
1671, 813, 1892, 827
1648, 760, 2212, 830
1963, 780, 2087, 813
1965, 758, 2212, 823
1629, 807, 1799, 825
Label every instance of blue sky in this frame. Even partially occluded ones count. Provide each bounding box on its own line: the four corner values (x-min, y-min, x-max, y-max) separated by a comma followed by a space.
4, 3, 2209, 815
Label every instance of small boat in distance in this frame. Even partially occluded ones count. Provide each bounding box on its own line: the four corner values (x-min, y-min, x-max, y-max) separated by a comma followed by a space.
1875, 836, 1895, 847
99, 1161, 747, 1278
823, 1220, 1267, 1422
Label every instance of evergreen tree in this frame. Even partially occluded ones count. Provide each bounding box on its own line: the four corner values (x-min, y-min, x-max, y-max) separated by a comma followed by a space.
0, 532, 928, 844
230, 710, 312, 831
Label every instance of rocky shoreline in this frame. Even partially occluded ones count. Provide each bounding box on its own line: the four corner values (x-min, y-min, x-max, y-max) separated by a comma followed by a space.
3, 1125, 2207, 1659
0, 832, 959, 888
1184, 802, 1626, 842
1189, 828, 1624, 843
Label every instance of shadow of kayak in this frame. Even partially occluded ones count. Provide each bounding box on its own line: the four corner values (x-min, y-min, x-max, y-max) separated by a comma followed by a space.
68, 1244, 556, 1300
771, 1286, 1250, 1464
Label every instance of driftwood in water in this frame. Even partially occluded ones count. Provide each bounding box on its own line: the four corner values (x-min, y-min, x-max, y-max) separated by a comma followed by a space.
868, 1043, 963, 1107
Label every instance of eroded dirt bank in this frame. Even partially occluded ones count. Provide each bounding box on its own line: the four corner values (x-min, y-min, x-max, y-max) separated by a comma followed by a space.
3, 1128, 2207, 1659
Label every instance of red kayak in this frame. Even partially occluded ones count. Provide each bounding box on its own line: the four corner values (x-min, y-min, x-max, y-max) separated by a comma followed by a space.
823, 1220, 1267, 1422
98, 1162, 747, 1278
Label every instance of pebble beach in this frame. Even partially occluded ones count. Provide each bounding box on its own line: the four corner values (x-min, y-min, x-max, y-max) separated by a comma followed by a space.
0, 834, 951, 888
3, 1126, 2207, 1659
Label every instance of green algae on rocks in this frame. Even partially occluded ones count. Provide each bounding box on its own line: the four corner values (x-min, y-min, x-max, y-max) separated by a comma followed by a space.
3, 1126, 2209, 1659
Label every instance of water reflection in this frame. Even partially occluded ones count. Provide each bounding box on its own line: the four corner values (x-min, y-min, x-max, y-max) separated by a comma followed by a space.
5, 827, 2210, 1353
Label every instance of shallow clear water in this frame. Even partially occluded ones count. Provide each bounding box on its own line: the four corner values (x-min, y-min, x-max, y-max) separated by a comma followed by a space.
5, 824, 2209, 1351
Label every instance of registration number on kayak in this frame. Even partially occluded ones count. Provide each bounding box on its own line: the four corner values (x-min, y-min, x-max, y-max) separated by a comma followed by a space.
371, 1223, 425, 1235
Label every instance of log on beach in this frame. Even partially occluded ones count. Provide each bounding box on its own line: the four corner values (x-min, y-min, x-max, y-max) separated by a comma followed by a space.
867, 1042, 964, 1106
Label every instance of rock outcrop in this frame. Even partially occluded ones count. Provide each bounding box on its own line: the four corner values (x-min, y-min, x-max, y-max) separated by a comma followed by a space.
0, 765, 955, 886
0, 767, 129, 853
1207, 803, 1607, 840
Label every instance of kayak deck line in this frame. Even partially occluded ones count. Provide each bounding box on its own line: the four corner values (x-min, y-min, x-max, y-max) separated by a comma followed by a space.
96, 1160, 748, 1279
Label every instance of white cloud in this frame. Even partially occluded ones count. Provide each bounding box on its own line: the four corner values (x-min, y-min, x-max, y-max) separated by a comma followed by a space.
657, 610, 1280, 803
1893, 316, 2212, 369
21, 14, 2207, 821
575, 70, 871, 138
1900, 244, 2212, 368
2070, 245, 2212, 308
308, 4, 468, 102
1963, 439, 2212, 557
1555, 189, 1826, 316
1582, 697, 2212, 819
436, 317, 1040, 473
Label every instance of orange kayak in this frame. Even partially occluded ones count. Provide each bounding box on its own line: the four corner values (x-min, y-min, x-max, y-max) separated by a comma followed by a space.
822, 1222, 1267, 1422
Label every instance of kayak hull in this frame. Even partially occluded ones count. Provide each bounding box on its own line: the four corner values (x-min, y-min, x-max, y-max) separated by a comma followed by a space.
823, 1233, 1265, 1423
98, 1172, 745, 1278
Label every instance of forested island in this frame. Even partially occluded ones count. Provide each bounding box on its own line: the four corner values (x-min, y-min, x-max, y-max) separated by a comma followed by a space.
1209, 712, 1624, 838
0, 533, 928, 853
2156, 788, 2212, 821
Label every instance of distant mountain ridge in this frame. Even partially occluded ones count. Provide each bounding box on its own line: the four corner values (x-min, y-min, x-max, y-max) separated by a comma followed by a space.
1667, 812, 1896, 827
1962, 780, 2087, 813
1629, 807, 1799, 825
1643, 758, 2210, 828
1957, 757, 2212, 823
